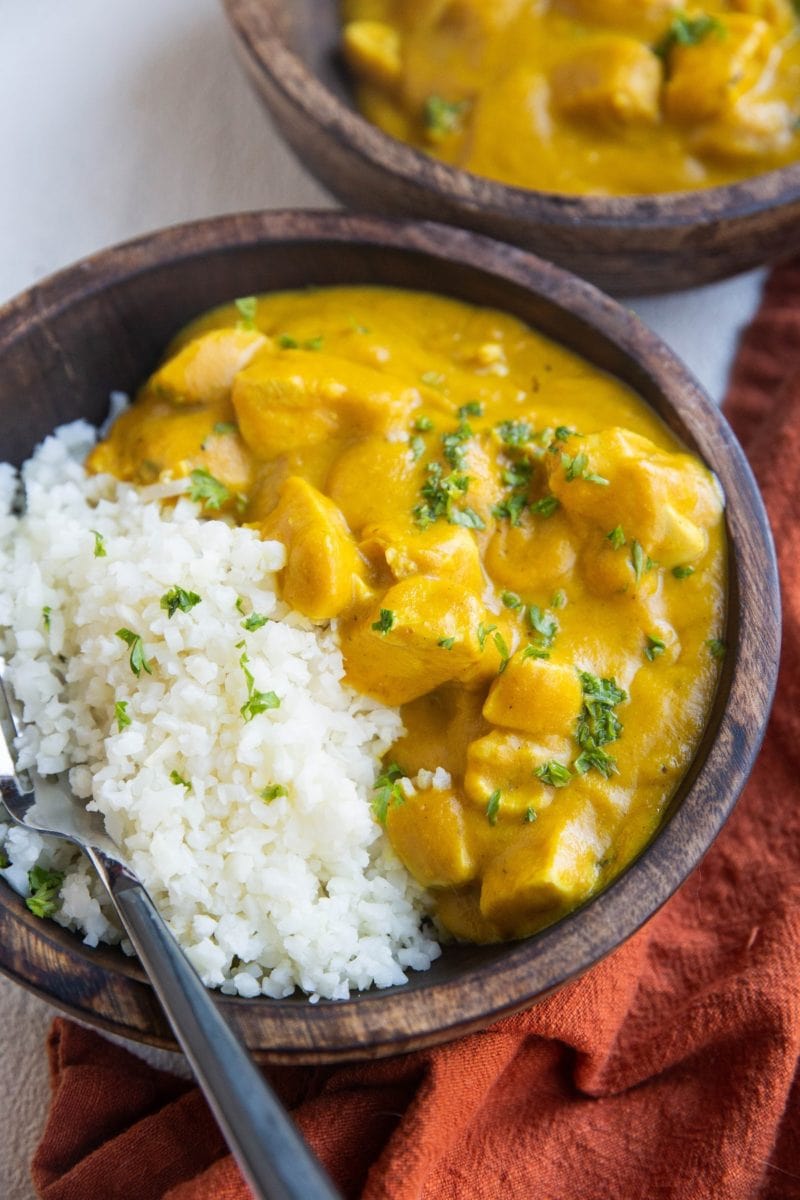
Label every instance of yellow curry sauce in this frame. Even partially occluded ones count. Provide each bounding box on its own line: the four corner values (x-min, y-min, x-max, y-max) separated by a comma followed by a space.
341, 0, 800, 195
88, 288, 726, 942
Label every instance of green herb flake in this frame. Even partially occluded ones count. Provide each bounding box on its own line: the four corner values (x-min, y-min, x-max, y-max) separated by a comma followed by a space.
115, 628, 152, 677
42, 606, 52, 631
707, 638, 726, 660
260, 784, 288, 802
414, 416, 434, 432
438, 636, 456, 650
213, 422, 238, 436
631, 539, 647, 582
655, 13, 726, 59
188, 468, 230, 511
372, 608, 396, 636
423, 94, 469, 139
574, 746, 618, 779
522, 645, 550, 661
0, 848, 8, 869
477, 621, 498, 651
550, 590, 567, 610
235, 596, 245, 614
607, 525, 626, 550
114, 700, 131, 731
534, 761, 573, 788
553, 425, 579, 443
502, 461, 533, 489
303, 335, 324, 352
493, 631, 510, 672
442, 420, 473, 469
524, 806, 537, 824
492, 492, 528, 526
410, 435, 426, 462
645, 634, 667, 661
242, 612, 269, 632
562, 453, 608, 486
496, 420, 533, 447
169, 770, 192, 790
529, 495, 559, 518
573, 671, 626, 779
458, 400, 484, 419
528, 605, 558, 647
501, 591, 522, 610
234, 295, 258, 328
672, 564, 696, 579
239, 650, 280, 722
160, 586, 202, 619
26, 865, 64, 919
413, 462, 473, 530
486, 789, 501, 826
91, 529, 107, 558
372, 762, 406, 825
277, 334, 299, 349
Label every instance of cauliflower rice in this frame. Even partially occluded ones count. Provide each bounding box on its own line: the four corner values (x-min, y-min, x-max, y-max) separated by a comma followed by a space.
0, 423, 441, 1001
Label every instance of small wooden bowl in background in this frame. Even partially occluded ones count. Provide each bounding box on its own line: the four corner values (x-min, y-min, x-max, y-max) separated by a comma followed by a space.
0, 211, 780, 1062
222, 0, 800, 297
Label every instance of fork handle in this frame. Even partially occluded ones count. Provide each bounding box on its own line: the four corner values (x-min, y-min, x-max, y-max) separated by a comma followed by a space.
90, 853, 342, 1200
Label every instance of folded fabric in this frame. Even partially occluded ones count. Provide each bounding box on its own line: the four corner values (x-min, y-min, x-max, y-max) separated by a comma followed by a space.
31, 261, 800, 1200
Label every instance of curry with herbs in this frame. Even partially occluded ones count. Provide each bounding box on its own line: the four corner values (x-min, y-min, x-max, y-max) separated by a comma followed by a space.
341, 0, 800, 195
88, 288, 726, 942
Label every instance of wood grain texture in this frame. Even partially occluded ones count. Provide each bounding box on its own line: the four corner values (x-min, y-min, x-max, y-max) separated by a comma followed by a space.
0, 211, 781, 1062
221, 0, 800, 297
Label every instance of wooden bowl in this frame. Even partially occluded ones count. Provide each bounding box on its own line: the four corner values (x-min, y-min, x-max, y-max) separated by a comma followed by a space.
0, 211, 779, 1063
221, 0, 800, 297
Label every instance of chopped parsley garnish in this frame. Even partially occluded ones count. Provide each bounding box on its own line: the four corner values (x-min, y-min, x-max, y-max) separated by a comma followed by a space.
562, 452, 608, 486
91, 530, 107, 558
550, 590, 566, 609
242, 612, 269, 631
115, 628, 152, 677
449, 506, 485, 529
414, 416, 434, 432
442, 420, 473, 469
188, 468, 230, 511
607, 525, 626, 550
372, 608, 396, 635
410, 435, 426, 462
26, 865, 64, 919
522, 645, 550, 661
234, 295, 257, 328
477, 621, 498, 651
529, 495, 559, 518
160, 586, 202, 619
502, 461, 533, 489
42, 606, 52, 631
438, 636, 456, 650
170, 770, 192, 790
707, 638, 726, 660
655, 13, 726, 60
421, 370, 446, 390
423, 94, 469, 139
534, 761, 573, 788
213, 422, 238, 436
260, 784, 288, 802
524, 806, 537, 823
277, 334, 299, 349
458, 401, 484, 419
672, 564, 695, 579
486, 789, 501, 826
372, 762, 406, 825
553, 426, 579, 443
573, 671, 626, 779
304, 335, 324, 352
114, 700, 131, 731
645, 634, 666, 661
496, 420, 533, 447
494, 631, 510, 672
630, 539, 656, 582
413, 462, 480, 530
492, 492, 528, 526
235, 596, 245, 613
528, 605, 558, 648
0, 848, 8, 869
239, 650, 280, 722
501, 591, 523, 610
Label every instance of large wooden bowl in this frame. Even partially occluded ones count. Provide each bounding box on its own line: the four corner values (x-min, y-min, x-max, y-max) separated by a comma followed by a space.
0, 211, 779, 1063
221, 0, 800, 297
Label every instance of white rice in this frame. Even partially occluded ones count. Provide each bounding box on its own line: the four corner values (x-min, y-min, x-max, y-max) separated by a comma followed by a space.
0, 423, 441, 1001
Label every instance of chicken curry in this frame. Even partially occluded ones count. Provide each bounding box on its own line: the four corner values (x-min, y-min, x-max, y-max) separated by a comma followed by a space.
341, 0, 800, 194
89, 287, 726, 942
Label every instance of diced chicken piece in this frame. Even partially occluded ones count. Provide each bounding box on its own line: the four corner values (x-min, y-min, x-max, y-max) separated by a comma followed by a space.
729, 0, 795, 32
359, 520, 485, 591
327, 437, 423, 535
145, 329, 267, 406
259, 477, 368, 621
664, 15, 773, 126
480, 801, 607, 931
464, 729, 568, 817
386, 788, 477, 887
553, 0, 681, 38
232, 352, 420, 458
551, 39, 663, 128
485, 513, 577, 595
691, 98, 795, 161
545, 428, 723, 570
85, 397, 254, 496
343, 20, 403, 90
338, 576, 495, 705
483, 657, 583, 739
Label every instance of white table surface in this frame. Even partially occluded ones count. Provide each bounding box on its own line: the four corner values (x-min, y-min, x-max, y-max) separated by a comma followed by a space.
0, 2, 766, 1197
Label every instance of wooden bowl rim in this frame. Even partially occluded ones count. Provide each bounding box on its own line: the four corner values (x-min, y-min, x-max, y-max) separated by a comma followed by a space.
222, 0, 800, 228
0, 209, 781, 1061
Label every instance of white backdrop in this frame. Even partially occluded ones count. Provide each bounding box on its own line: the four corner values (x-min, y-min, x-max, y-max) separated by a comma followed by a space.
0, 2, 765, 1197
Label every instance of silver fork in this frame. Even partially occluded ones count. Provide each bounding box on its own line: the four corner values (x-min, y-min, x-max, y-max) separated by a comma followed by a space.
0, 661, 341, 1200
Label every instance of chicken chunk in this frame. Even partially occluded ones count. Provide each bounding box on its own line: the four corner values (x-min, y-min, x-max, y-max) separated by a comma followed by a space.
359, 520, 486, 592
386, 787, 477, 887
483, 657, 583, 739
664, 14, 773, 126
551, 38, 663, 128
464, 729, 569, 817
145, 329, 267, 406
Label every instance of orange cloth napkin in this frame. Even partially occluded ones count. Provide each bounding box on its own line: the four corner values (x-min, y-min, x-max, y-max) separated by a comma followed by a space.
31, 262, 800, 1200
